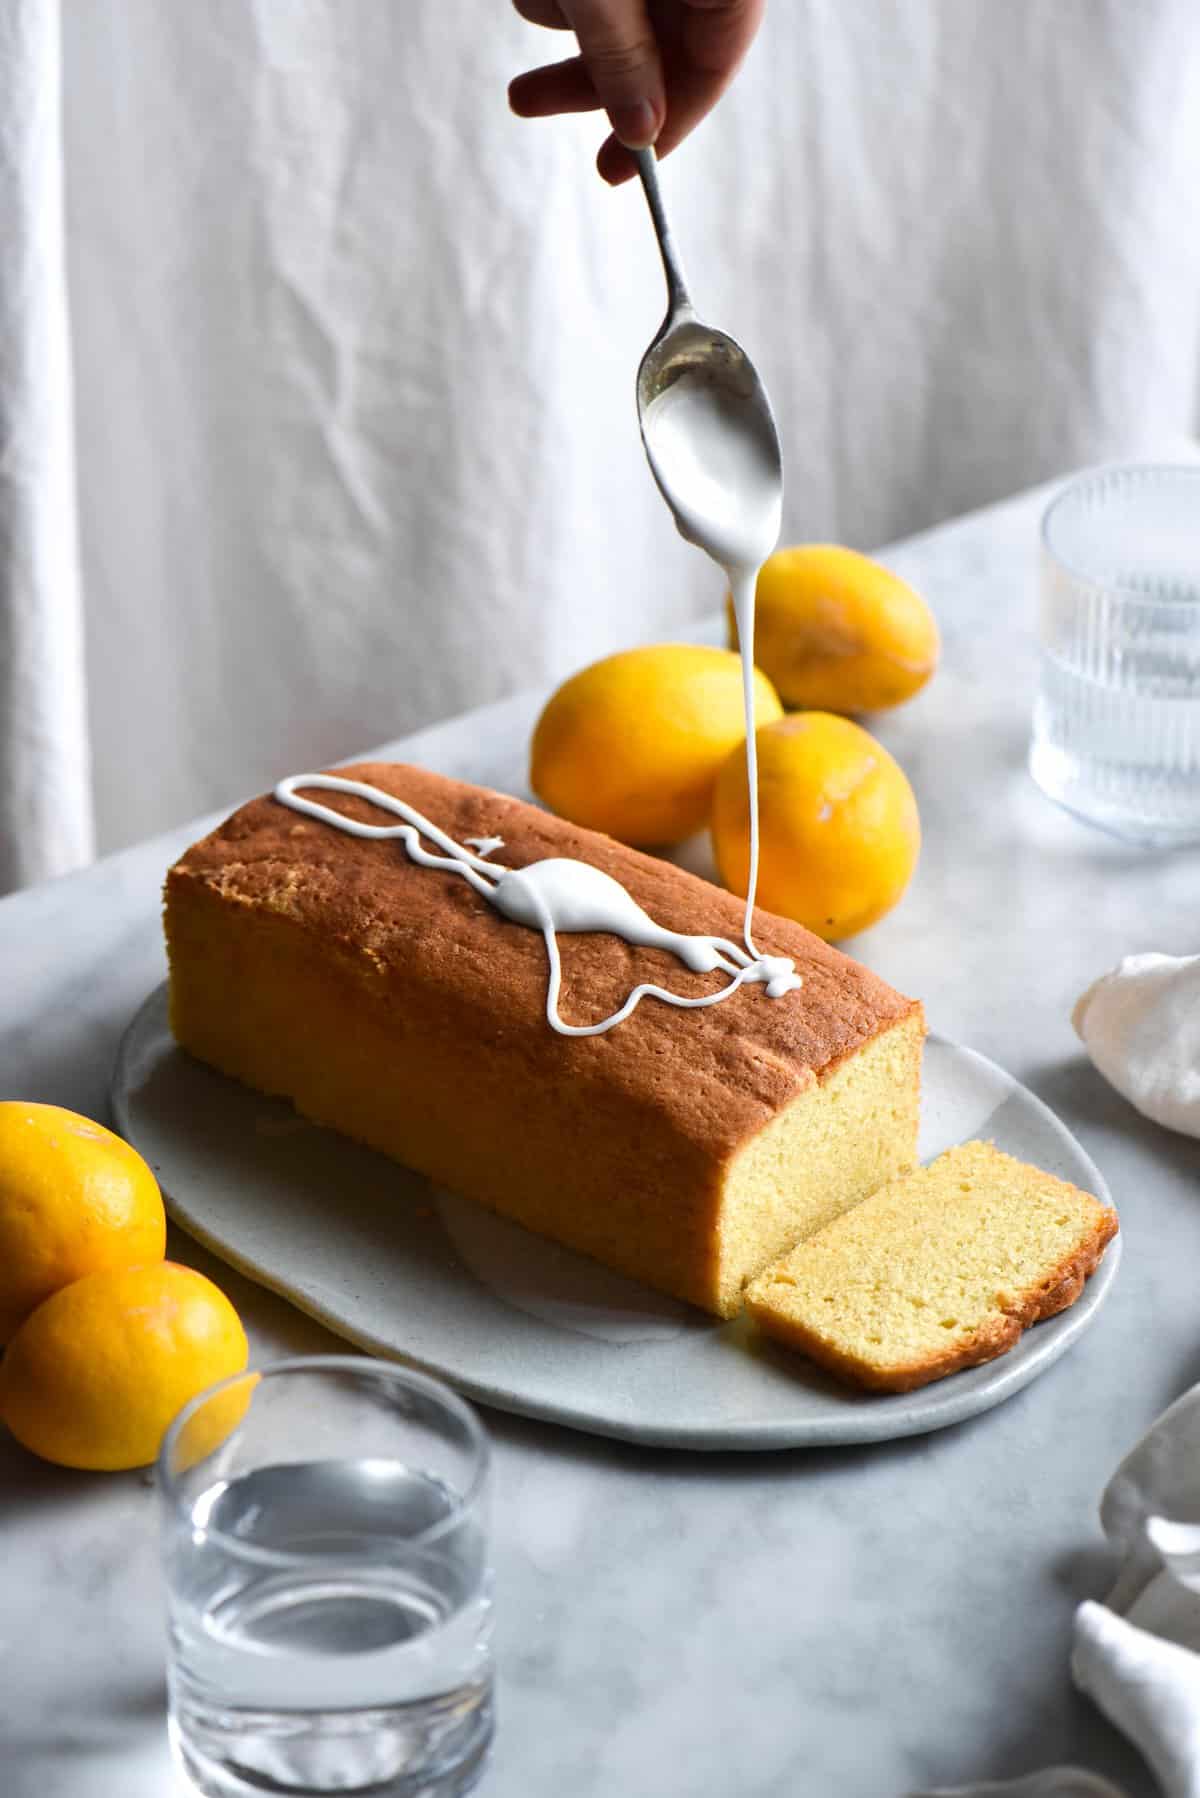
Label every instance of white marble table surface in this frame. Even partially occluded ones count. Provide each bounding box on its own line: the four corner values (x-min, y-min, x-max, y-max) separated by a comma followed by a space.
4, 473, 1200, 1798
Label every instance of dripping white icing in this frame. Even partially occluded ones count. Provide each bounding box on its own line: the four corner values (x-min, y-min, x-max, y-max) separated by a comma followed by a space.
274, 773, 801, 1038
275, 363, 789, 1037
640, 370, 782, 959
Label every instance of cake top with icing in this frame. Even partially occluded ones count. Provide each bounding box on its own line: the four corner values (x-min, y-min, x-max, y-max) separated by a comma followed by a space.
169, 761, 921, 1148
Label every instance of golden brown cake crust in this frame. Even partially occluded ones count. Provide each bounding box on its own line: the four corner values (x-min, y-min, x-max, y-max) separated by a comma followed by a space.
167, 761, 921, 1160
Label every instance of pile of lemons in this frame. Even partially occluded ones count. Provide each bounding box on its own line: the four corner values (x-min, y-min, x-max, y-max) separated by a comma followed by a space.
0, 1102, 247, 1470
531, 545, 937, 941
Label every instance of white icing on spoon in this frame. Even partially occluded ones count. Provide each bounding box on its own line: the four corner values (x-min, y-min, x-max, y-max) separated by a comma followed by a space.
274, 773, 800, 1037
641, 373, 781, 572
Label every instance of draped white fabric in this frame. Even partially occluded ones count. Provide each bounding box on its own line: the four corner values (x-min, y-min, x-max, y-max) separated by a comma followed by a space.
0, 0, 91, 891
3, 0, 1199, 887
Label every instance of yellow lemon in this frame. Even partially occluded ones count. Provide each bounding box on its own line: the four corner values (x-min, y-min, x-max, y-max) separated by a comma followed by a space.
0, 1261, 249, 1471
728, 545, 940, 713
0, 1102, 166, 1343
711, 713, 920, 941
530, 645, 783, 845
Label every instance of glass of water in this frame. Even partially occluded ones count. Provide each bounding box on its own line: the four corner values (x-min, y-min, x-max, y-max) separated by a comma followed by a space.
1030, 464, 1200, 844
158, 1355, 493, 1798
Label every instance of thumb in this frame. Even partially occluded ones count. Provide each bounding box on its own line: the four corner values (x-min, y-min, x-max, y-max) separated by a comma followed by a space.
561, 0, 664, 148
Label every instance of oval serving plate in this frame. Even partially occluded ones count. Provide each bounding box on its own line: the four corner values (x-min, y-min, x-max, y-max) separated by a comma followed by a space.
112, 987, 1119, 1450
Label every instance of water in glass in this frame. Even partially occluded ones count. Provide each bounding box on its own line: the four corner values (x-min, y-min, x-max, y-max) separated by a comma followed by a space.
1031, 602, 1200, 843
1031, 467, 1200, 845
168, 1456, 491, 1795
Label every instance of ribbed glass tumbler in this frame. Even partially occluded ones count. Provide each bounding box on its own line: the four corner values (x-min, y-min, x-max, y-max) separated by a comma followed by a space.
1030, 465, 1200, 845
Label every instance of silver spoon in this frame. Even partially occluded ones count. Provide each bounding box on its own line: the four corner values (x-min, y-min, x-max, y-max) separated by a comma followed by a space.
633, 147, 783, 571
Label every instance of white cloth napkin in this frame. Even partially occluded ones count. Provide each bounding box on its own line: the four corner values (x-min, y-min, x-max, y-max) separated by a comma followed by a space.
1073, 954, 1200, 1139
0, 0, 92, 893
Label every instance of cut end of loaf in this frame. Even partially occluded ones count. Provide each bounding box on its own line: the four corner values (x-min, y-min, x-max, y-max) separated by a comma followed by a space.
711, 1010, 924, 1316
744, 1140, 1118, 1391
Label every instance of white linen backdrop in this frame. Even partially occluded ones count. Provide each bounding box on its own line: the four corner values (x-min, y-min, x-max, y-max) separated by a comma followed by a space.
2, 0, 1199, 889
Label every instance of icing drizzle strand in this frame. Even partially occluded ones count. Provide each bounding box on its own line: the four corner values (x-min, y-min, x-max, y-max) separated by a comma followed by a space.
274, 773, 801, 1038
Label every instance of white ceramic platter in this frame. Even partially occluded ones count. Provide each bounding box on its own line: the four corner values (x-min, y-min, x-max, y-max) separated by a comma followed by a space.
112, 987, 1119, 1450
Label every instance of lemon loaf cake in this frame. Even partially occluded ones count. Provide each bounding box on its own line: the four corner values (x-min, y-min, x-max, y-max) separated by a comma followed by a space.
745, 1141, 1117, 1389
164, 762, 924, 1318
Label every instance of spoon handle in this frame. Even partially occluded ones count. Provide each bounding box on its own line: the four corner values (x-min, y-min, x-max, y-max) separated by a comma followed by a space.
634, 147, 694, 326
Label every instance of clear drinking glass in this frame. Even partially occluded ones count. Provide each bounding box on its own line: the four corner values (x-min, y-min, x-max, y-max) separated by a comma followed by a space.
1030, 464, 1200, 844
158, 1356, 493, 1798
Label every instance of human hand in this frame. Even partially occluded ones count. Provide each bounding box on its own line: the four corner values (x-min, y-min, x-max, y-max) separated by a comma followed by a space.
509, 1, 765, 185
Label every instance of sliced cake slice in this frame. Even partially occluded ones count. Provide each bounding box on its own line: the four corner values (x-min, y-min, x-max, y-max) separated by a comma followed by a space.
744, 1141, 1117, 1392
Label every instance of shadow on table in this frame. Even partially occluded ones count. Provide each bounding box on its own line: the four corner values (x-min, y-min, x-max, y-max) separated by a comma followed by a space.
902, 1688, 1155, 1798
0, 1424, 123, 1521
1021, 1053, 1198, 1180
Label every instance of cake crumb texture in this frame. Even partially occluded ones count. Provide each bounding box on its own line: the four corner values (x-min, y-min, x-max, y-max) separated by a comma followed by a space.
745, 1141, 1118, 1390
